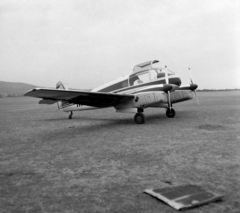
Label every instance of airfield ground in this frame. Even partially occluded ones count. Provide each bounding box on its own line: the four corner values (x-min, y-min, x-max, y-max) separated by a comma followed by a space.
0, 91, 240, 213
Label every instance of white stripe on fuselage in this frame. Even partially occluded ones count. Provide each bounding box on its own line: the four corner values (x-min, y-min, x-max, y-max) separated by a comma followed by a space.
62, 75, 179, 112
116, 84, 165, 94
114, 74, 179, 94
61, 105, 100, 112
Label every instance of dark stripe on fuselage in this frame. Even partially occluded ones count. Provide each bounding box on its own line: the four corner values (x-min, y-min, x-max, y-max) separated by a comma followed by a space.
98, 77, 181, 93
116, 77, 181, 93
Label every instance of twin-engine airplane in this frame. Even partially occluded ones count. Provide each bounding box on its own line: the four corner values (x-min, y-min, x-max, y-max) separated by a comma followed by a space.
25, 60, 198, 124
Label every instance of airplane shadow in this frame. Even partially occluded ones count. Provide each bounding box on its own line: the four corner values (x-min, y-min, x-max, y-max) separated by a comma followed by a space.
43, 113, 169, 125
37, 112, 175, 139
34, 109, 194, 141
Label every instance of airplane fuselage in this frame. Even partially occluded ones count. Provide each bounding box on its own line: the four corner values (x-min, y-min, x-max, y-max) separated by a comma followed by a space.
61, 67, 193, 113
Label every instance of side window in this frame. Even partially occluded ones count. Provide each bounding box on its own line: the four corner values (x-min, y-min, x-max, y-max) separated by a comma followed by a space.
122, 80, 128, 88
129, 75, 139, 86
149, 70, 158, 81
129, 71, 151, 86
157, 72, 165, 78
167, 70, 174, 76
135, 72, 149, 85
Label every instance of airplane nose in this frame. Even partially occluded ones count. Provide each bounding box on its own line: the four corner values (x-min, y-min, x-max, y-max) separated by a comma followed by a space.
176, 78, 181, 86
169, 77, 181, 86
190, 84, 198, 91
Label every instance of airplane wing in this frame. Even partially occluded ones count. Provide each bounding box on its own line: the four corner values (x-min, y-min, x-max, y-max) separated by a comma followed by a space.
25, 88, 135, 108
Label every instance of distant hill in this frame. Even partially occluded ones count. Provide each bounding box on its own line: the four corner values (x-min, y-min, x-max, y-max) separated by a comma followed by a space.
0, 81, 37, 97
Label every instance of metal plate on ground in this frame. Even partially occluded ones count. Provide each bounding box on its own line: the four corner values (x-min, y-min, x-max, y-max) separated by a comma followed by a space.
144, 184, 223, 210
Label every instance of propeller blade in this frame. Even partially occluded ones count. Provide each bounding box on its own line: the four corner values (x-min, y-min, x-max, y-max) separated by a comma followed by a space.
168, 91, 172, 109
194, 90, 199, 105
164, 66, 172, 109
188, 67, 199, 105
165, 66, 169, 84
188, 68, 194, 84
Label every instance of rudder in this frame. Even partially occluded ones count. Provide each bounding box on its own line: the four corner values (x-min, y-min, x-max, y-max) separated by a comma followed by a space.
56, 81, 66, 90
56, 81, 66, 109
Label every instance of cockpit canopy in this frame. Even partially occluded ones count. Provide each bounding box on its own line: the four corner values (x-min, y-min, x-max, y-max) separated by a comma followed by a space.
93, 60, 179, 93
129, 68, 175, 86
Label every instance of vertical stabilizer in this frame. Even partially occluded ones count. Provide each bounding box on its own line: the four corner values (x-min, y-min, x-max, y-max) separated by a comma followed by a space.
56, 81, 67, 109
56, 81, 66, 90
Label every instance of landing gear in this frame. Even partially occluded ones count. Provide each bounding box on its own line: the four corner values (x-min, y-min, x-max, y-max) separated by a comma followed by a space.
134, 112, 145, 124
166, 108, 175, 118
69, 111, 73, 119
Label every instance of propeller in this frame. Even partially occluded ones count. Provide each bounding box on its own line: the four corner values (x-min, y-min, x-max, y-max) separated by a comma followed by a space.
165, 66, 172, 109
188, 68, 199, 105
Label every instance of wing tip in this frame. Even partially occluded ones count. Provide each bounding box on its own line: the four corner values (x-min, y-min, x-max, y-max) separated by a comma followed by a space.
24, 88, 37, 96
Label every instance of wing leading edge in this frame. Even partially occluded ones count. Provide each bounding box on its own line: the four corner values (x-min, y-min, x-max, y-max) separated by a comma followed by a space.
25, 88, 135, 108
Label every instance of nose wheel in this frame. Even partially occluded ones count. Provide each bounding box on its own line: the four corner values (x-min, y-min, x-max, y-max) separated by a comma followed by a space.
166, 108, 175, 118
134, 112, 145, 124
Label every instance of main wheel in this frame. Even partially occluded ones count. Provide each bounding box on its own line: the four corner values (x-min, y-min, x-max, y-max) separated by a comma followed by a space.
166, 108, 175, 118
134, 112, 145, 124
69, 111, 73, 119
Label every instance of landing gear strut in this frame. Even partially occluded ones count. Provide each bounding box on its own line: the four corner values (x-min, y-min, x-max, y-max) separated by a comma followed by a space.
69, 111, 73, 119
134, 108, 145, 124
166, 108, 175, 118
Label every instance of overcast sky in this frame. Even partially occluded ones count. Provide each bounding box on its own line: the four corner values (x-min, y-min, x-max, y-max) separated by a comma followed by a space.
0, 0, 239, 89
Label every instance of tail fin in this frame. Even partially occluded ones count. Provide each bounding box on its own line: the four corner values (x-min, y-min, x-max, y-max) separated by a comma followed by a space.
56, 81, 66, 90
56, 81, 65, 110
56, 81, 73, 110
38, 82, 65, 105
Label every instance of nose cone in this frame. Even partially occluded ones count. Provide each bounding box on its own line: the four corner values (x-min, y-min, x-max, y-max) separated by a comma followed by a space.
190, 84, 198, 91
169, 76, 181, 86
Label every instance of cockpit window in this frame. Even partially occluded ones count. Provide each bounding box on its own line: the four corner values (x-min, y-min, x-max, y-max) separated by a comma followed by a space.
129, 71, 149, 86
129, 69, 153, 86
122, 79, 128, 88
166, 69, 174, 75
149, 69, 158, 80
129, 68, 175, 86
154, 68, 175, 78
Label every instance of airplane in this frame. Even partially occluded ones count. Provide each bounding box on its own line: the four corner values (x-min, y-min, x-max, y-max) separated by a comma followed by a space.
24, 60, 198, 124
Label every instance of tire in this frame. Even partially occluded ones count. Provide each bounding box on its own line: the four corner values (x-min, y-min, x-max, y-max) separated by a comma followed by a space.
166, 108, 175, 118
134, 112, 145, 124
69, 112, 73, 119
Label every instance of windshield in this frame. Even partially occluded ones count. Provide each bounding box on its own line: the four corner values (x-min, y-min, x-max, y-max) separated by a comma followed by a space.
155, 68, 174, 75
129, 68, 175, 86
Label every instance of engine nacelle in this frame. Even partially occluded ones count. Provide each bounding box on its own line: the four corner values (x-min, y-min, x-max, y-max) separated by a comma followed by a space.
132, 92, 167, 108
115, 90, 194, 113
115, 92, 167, 113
